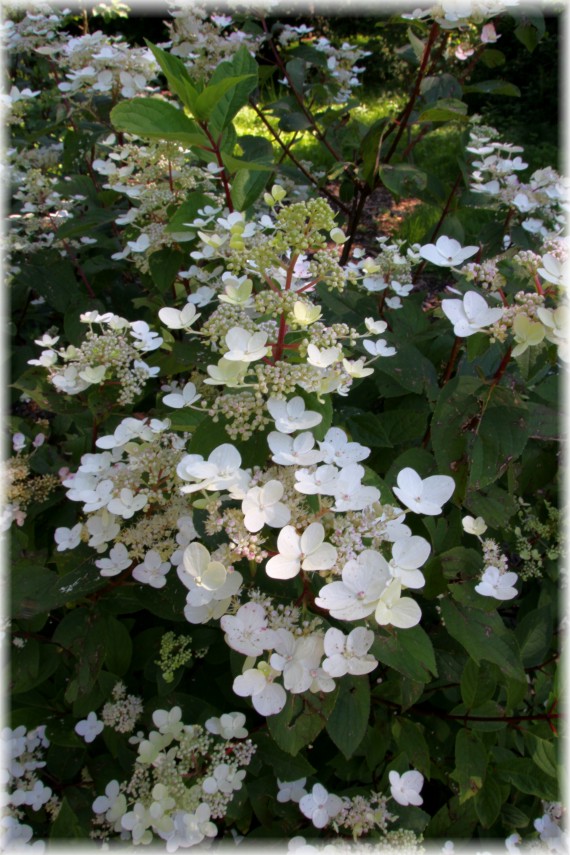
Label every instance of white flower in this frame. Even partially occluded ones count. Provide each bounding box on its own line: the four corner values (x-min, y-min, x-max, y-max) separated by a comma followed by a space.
241, 480, 291, 533
389, 769, 424, 806
277, 778, 307, 803
205, 712, 248, 740
363, 338, 397, 358
158, 303, 200, 330
95, 543, 132, 577
331, 463, 380, 512
132, 550, 171, 589
267, 396, 322, 434
92, 780, 127, 827
419, 235, 479, 268
221, 602, 277, 656
177, 444, 250, 498
180, 542, 227, 593
75, 712, 104, 744
233, 665, 286, 716
295, 464, 339, 495
202, 763, 246, 795
130, 320, 163, 352
462, 515, 487, 536
299, 783, 343, 829
163, 382, 201, 409
270, 631, 325, 694
538, 254, 564, 287
318, 427, 369, 467
322, 627, 377, 677
441, 291, 504, 337
375, 579, 422, 628
364, 317, 388, 334
267, 431, 323, 467
389, 536, 430, 588
86, 512, 120, 551
224, 327, 269, 363
266, 522, 337, 580
306, 344, 341, 368
204, 357, 248, 387
315, 550, 391, 620
342, 357, 374, 378
475, 566, 518, 600
107, 488, 148, 519
393, 467, 455, 515
54, 523, 82, 552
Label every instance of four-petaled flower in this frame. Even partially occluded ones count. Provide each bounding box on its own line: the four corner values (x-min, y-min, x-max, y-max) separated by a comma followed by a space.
389, 770, 424, 806
419, 235, 478, 268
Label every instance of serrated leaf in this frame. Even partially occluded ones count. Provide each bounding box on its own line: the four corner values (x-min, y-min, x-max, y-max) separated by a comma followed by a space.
474, 774, 503, 827
372, 625, 437, 684
145, 41, 199, 111
452, 728, 488, 801
392, 718, 430, 777
514, 605, 553, 667
50, 796, 90, 839
326, 675, 370, 759
463, 80, 521, 97
460, 659, 497, 709
111, 99, 208, 147
193, 74, 256, 121
267, 689, 338, 755
439, 599, 526, 683
525, 733, 558, 779
379, 163, 428, 197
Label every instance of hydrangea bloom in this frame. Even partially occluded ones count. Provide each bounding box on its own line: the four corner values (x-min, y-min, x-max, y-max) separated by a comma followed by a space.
299, 783, 344, 829
393, 467, 455, 515
266, 523, 337, 580
388, 770, 424, 806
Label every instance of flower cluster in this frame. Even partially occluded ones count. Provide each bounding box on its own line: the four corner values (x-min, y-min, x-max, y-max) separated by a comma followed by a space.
91, 706, 255, 849
1, 724, 55, 851
29, 313, 162, 404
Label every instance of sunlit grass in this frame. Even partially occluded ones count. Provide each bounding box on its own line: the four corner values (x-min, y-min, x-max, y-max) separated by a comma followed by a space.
233, 89, 407, 170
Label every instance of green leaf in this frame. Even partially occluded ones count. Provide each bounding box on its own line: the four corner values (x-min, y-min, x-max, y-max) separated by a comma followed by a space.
102, 614, 133, 675
372, 625, 437, 684
463, 80, 521, 97
492, 747, 558, 800
392, 718, 431, 777
267, 688, 338, 755
514, 23, 541, 53
514, 605, 553, 667
231, 136, 274, 211
439, 599, 526, 683
344, 413, 393, 448
452, 728, 488, 801
474, 774, 504, 827
145, 41, 200, 111
469, 403, 530, 490
480, 49, 506, 68
525, 733, 558, 779
165, 193, 215, 234
418, 98, 469, 123
221, 151, 273, 173
407, 26, 426, 61
194, 74, 256, 121
460, 659, 497, 709
326, 675, 370, 759
11, 560, 108, 619
110, 99, 208, 147
50, 796, 90, 839
378, 163, 428, 197
148, 248, 186, 293
252, 733, 316, 779
207, 46, 259, 132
